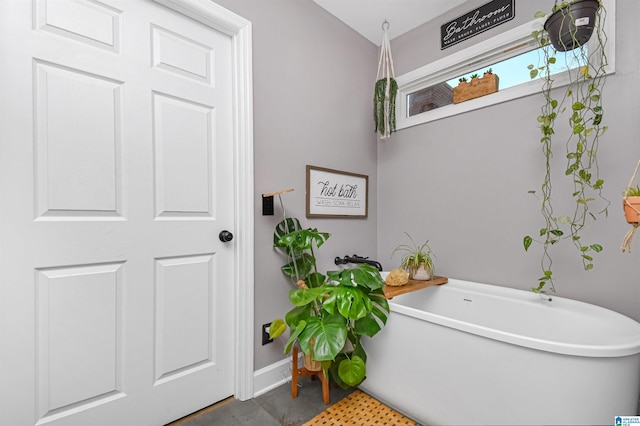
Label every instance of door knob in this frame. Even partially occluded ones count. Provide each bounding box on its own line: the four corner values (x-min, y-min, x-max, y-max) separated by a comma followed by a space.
219, 230, 234, 243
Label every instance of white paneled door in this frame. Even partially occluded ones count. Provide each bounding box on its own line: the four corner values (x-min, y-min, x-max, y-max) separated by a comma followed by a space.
0, 1, 245, 424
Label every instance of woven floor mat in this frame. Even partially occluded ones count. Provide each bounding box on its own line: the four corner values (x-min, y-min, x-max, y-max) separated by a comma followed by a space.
303, 390, 416, 425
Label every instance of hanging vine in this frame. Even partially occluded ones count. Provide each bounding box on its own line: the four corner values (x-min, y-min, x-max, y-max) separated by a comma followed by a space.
523, 1, 610, 295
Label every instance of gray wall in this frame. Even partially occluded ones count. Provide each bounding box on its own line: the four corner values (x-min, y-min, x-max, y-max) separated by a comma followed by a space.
379, 0, 640, 321
215, 0, 639, 372
213, 0, 379, 370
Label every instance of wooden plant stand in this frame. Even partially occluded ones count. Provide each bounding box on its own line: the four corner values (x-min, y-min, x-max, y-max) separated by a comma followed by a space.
291, 346, 330, 405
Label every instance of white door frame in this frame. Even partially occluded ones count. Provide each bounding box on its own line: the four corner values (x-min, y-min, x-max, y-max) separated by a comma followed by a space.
154, 0, 254, 401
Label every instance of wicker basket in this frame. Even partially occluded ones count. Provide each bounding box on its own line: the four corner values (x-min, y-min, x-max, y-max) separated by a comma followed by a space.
303, 338, 322, 371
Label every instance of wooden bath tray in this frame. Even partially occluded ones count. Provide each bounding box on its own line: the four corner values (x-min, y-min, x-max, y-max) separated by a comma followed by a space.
383, 276, 448, 299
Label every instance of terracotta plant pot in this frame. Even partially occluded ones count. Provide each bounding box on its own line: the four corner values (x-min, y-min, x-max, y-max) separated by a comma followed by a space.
623, 196, 640, 224
544, 0, 599, 52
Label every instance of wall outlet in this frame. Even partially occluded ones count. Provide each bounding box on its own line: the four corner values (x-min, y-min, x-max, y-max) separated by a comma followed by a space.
262, 323, 273, 345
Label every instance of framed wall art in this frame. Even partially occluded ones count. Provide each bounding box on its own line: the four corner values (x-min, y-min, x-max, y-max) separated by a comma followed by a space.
306, 165, 368, 218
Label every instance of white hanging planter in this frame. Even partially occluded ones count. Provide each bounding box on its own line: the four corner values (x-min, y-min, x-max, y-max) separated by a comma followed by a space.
374, 21, 397, 140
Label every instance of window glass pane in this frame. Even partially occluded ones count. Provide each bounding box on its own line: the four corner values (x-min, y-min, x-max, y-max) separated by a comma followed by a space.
407, 46, 588, 117
407, 82, 454, 116
447, 47, 587, 89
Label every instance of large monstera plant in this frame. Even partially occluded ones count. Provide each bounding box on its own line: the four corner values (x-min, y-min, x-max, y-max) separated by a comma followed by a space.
269, 218, 389, 388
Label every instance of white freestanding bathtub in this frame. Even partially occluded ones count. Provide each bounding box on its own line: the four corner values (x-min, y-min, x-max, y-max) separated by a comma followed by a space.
360, 277, 640, 425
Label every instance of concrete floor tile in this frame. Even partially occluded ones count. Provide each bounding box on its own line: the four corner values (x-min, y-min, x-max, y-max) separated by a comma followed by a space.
169, 378, 355, 426
170, 398, 281, 426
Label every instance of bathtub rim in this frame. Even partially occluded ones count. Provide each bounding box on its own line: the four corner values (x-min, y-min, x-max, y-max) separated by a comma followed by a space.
384, 277, 640, 358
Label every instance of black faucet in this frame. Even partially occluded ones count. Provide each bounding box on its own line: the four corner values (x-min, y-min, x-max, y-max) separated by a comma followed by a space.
334, 254, 383, 271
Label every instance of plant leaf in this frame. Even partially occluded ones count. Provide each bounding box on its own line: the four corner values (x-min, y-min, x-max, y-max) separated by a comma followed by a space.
338, 355, 366, 387
328, 353, 350, 389
591, 244, 603, 252
299, 315, 347, 361
269, 318, 287, 339
593, 114, 603, 125
280, 252, 314, 279
285, 305, 312, 328
354, 313, 382, 338
289, 287, 329, 307
333, 286, 369, 320
572, 102, 585, 111
284, 320, 306, 355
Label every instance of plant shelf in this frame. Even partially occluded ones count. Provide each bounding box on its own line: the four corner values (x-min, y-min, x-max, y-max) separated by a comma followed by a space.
383, 276, 448, 299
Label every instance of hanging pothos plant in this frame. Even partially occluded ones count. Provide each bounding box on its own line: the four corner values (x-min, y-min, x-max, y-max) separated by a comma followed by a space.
523, 0, 610, 295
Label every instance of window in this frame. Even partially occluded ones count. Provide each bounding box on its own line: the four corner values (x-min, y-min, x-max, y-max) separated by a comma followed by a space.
396, 1, 615, 130
406, 46, 588, 117
449, 47, 586, 94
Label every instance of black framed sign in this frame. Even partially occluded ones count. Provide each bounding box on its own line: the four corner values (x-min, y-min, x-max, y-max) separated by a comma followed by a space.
441, 0, 515, 49
306, 165, 368, 218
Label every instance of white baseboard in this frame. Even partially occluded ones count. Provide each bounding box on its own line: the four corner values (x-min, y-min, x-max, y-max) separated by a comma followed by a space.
253, 354, 302, 398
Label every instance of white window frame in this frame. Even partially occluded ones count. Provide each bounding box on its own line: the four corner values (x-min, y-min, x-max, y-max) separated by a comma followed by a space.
396, 0, 615, 130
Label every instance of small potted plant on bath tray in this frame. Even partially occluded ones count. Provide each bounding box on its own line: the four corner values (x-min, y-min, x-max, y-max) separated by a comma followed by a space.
391, 232, 435, 281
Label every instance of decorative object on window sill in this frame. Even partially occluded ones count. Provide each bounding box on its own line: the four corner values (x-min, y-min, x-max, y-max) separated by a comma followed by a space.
523, 0, 609, 295
622, 160, 640, 253
374, 20, 396, 140
544, 0, 600, 51
453, 69, 499, 104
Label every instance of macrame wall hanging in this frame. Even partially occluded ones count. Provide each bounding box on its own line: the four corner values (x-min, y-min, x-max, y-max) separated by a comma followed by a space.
374, 20, 397, 140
